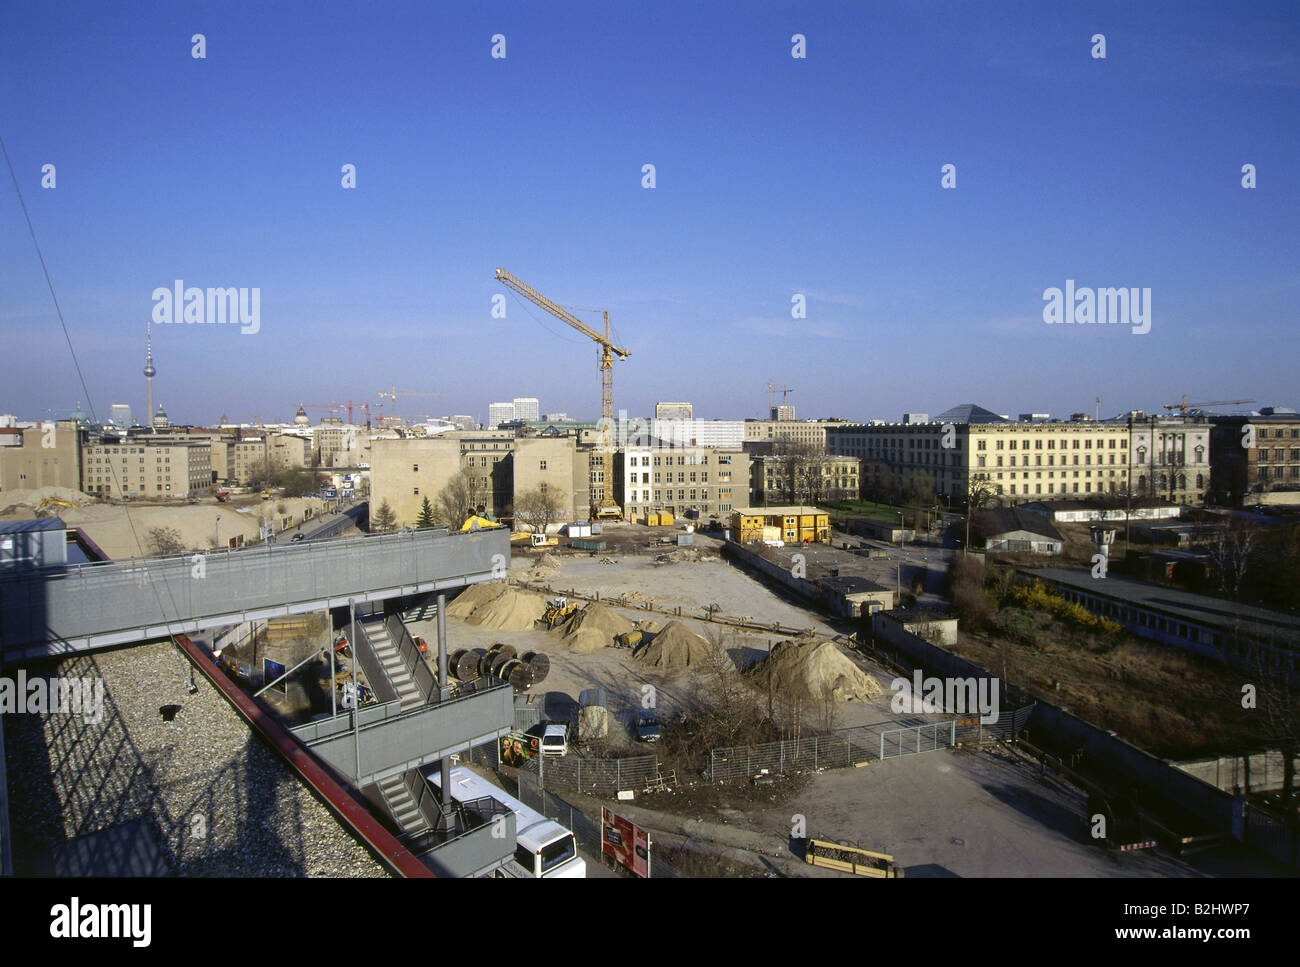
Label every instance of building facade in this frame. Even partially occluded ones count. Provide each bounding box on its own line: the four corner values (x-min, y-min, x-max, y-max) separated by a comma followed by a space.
743, 419, 846, 450
82, 439, 211, 497
619, 445, 748, 522
828, 409, 1131, 506
1209, 409, 1300, 505
1126, 413, 1211, 505
0, 420, 82, 493
750, 454, 860, 505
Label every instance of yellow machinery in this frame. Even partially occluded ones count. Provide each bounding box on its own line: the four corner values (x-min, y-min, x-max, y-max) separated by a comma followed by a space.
460, 514, 500, 532
540, 596, 578, 630
35, 498, 78, 516
494, 267, 630, 519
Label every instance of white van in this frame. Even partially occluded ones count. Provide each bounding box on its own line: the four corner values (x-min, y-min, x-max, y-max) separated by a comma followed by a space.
541, 723, 569, 757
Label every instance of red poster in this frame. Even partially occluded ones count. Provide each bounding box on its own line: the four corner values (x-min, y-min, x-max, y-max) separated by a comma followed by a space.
602, 807, 650, 877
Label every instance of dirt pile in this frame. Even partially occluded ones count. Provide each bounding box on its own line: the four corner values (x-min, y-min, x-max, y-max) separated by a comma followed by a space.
444, 582, 508, 619
747, 640, 883, 702
533, 552, 561, 572
633, 621, 729, 670
466, 587, 549, 631
635, 619, 662, 634
0, 486, 96, 516
561, 602, 636, 654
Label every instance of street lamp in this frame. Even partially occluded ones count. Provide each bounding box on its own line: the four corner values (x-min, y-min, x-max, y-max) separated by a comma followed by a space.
215, 514, 221, 549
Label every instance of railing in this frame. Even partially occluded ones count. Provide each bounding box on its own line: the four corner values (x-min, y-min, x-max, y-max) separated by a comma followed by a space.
406, 796, 516, 878
0, 526, 509, 659
386, 612, 438, 702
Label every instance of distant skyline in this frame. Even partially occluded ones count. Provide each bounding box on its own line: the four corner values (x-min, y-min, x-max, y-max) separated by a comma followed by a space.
3, 2, 1297, 426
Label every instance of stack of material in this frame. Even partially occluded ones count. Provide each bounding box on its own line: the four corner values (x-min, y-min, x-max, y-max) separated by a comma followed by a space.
532, 552, 561, 574
632, 620, 729, 670
617, 590, 655, 609
560, 602, 636, 654
746, 640, 884, 702
466, 588, 549, 631
444, 582, 508, 619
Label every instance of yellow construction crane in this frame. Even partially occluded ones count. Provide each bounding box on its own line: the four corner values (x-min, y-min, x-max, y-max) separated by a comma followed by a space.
1162, 397, 1255, 416
493, 267, 631, 519
493, 268, 630, 428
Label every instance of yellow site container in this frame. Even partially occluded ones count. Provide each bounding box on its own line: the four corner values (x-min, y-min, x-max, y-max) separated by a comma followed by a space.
660, 511, 674, 526
646, 512, 660, 526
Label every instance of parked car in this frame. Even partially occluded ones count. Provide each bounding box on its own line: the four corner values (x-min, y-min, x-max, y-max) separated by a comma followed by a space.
291, 532, 305, 542
634, 710, 662, 743
541, 723, 569, 757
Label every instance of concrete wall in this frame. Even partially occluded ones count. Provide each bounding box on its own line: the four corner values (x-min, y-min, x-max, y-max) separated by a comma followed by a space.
371, 437, 462, 526
0, 421, 81, 493
1175, 751, 1300, 794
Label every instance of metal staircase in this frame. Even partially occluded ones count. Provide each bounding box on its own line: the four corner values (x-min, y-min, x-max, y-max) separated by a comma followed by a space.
377, 772, 427, 835
401, 594, 439, 623
361, 617, 424, 712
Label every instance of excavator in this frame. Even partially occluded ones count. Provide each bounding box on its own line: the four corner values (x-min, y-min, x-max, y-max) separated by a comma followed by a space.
35, 497, 78, 516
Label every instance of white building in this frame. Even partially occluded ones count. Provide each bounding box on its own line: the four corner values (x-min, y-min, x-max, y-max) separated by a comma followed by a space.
110, 403, 132, 429
651, 419, 744, 449
488, 402, 515, 427
513, 397, 540, 422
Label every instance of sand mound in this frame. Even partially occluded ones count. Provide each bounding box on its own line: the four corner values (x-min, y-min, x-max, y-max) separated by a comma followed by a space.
533, 552, 561, 571
635, 619, 662, 634
561, 603, 636, 654
633, 620, 728, 670
0, 486, 95, 515
466, 587, 548, 631
747, 640, 883, 702
445, 582, 508, 619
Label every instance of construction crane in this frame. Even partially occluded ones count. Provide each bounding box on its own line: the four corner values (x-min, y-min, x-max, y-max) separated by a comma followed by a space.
1162, 397, 1255, 416
493, 267, 631, 519
304, 401, 382, 429
377, 387, 447, 419
766, 382, 794, 415
493, 268, 630, 428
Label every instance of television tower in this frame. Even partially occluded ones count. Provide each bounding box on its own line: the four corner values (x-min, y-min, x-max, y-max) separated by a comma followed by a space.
144, 319, 157, 430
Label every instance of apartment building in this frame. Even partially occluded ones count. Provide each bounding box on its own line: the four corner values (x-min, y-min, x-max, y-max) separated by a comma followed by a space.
619, 445, 748, 522
828, 404, 1130, 505
82, 439, 212, 498
268, 432, 311, 472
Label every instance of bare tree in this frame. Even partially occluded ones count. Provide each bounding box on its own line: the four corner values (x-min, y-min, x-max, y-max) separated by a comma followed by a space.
1206, 518, 1259, 598
145, 526, 185, 555
514, 485, 562, 535
434, 470, 479, 528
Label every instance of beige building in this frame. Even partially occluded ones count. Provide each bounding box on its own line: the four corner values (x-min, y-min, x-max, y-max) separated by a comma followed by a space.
743, 419, 847, 450
829, 407, 1130, 505
619, 445, 748, 522
1127, 414, 1211, 505
512, 437, 592, 524
82, 439, 212, 498
0, 420, 82, 493
371, 432, 518, 527
268, 432, 311, 472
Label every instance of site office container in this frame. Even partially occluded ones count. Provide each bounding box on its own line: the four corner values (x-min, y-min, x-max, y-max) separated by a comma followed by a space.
646, 512, 660, 526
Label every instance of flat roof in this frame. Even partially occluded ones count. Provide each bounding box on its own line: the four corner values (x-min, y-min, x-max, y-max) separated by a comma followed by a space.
0, 518, 65, 534
1021, 567, 1300, 643
732, 506, 826, 516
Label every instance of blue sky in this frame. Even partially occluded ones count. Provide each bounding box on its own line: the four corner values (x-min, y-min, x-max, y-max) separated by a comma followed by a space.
2, 1, 1297, 427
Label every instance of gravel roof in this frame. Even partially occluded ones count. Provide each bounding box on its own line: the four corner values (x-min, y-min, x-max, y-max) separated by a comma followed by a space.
3, 640, 388, 877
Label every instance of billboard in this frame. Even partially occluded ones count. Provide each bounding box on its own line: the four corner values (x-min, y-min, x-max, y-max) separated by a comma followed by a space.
602, 807, 650, 877
501, 731, 540, 767
263, 658, 288, 695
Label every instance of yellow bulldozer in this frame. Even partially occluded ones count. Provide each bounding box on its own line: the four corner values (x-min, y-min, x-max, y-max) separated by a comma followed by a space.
539, 596, 578, 630
35, 497, 78, 517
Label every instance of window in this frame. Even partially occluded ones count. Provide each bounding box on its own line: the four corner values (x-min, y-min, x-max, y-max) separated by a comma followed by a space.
540, 483, 548, 494
413, 487, 420, 495
413, 464, 419, 472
